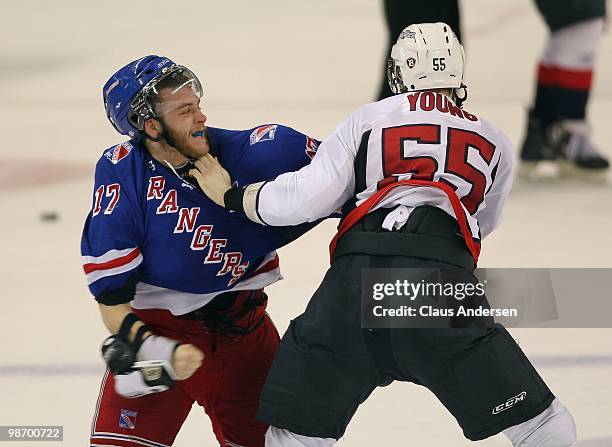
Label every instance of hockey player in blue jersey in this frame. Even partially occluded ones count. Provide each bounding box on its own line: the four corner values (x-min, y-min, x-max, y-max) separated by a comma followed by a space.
81, 55, 321, 447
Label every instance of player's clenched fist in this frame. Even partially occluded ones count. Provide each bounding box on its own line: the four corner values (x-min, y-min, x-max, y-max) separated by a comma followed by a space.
173, 343, 205, 380
103, 334, 206, 398
190, 153, 232, 207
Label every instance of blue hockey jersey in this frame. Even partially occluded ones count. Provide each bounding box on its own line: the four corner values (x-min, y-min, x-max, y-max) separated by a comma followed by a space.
81, 124, 321, 315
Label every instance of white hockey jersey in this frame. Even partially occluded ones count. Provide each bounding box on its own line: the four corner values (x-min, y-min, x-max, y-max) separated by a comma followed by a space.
247, 92, 515, 263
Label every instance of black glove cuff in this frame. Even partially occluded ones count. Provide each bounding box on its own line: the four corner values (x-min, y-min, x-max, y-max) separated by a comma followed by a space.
224, 186, 245, 213
117, 313, 140, 342
117, 313, 152, 351
132, 324, 152, 353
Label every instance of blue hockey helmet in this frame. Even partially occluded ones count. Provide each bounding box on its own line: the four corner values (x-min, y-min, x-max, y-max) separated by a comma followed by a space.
103, 55, 204, 140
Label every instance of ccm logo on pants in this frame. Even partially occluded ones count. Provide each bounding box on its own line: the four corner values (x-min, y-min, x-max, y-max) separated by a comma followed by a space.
492, 391, 527, 415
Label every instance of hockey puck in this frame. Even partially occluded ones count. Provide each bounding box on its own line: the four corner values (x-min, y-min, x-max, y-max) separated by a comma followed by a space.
40, 211, 59, 222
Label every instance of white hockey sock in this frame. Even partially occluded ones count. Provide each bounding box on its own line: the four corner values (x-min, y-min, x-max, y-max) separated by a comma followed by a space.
265, 427, 336, 447
503, 398, 577, 446
541, 18, 604, 70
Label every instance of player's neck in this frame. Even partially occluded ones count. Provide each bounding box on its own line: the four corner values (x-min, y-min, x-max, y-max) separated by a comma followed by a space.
144, 139, 190, 167
430, 88, 453, 98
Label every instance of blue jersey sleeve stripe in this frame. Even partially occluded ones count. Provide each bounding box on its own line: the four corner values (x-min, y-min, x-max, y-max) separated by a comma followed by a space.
83, 247, 142, 285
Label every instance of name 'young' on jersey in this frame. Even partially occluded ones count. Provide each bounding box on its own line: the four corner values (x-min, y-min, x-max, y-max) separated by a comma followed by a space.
251, 92, 515, 251
81, 124, 320, 315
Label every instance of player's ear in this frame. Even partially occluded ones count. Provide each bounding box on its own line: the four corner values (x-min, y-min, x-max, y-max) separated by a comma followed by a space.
143, 118, 162, 140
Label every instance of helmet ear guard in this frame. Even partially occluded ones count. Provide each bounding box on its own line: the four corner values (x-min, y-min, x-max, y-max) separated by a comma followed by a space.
127, 104, 153, 131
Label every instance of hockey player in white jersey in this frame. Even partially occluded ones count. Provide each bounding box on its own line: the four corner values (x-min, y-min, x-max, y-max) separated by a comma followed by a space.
192, 23, 577, 446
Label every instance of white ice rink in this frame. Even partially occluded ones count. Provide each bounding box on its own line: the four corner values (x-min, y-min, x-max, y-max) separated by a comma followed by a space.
1, 0, 611, 445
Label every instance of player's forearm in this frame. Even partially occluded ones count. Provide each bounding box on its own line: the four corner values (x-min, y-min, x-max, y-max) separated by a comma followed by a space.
225, 161, 354, 226
98, 303, 151, 343
192, 133, 355, 224
225, 181, 340, 226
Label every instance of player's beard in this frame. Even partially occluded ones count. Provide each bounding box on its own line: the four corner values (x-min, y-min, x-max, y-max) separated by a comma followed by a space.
164, 125, 210, 160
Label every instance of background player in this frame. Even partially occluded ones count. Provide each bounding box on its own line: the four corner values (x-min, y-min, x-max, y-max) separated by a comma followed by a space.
192, 24, 577, 446
520, 0, 609, 177
82, 55, 322, 447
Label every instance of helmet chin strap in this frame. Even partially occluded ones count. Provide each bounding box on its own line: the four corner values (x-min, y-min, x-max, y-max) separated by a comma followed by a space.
453, 83, 468, 108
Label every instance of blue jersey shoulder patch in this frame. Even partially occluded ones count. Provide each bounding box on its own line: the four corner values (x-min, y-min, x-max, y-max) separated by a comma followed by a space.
104, 141, 134, 165
249, 125, 278, 145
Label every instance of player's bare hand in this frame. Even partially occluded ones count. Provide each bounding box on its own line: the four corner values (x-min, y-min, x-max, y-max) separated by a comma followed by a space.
172, 343, 204, 380
190, 154, 232, 207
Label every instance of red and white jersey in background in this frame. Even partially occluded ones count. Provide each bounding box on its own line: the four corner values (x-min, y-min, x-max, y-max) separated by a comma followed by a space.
253, 92, 515, 244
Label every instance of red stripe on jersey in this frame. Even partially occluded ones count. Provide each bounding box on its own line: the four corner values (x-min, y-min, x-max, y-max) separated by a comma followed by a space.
83, 248, 141, 274
537, 63, 593, 91
254, 255, 280, 275
329, 180, 480, 265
